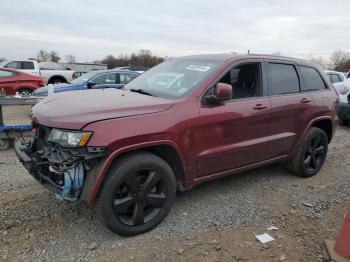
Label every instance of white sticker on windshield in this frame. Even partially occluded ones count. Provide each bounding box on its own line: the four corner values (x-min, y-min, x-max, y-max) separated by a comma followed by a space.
186, 65, 211, 72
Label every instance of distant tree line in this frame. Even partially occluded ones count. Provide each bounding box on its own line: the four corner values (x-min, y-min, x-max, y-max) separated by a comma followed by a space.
2, 49, 349, 72
32, 49, 165, 69
95, 49, 165, 69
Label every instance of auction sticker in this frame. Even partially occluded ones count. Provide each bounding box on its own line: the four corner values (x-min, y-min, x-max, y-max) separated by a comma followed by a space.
186, 65, 211, 72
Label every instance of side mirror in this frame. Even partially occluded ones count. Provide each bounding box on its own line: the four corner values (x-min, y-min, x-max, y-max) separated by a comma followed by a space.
86, 82, 96, 89
205, 82, 232, 104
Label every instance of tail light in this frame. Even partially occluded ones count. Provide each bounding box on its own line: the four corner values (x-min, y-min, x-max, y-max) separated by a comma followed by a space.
38, 78, 45, 87
72, 72, 76, 79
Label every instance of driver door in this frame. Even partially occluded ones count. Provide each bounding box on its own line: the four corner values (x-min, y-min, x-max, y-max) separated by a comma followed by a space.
195, 61, 272, 178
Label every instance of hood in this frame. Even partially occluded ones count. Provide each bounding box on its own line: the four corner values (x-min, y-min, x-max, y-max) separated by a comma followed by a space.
34, 83, 79, 95
32, 89, 174, 130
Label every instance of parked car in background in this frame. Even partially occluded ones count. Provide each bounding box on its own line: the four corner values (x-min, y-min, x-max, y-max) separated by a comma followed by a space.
0, 67, 45, 95
114, 66, 149, 74
333, 79, 350, 125
0, 60, 76, 85
324, 70, 346, 84
33, 70, 139, 96
16, 54, 338, 236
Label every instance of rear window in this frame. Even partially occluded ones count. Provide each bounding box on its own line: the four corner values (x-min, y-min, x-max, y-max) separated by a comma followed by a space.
0, 70, 14, 78
268, 63, 300, 95
300, 66, 326, 91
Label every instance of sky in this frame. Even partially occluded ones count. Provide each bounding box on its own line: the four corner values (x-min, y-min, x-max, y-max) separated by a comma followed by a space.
0, 0, 349, 62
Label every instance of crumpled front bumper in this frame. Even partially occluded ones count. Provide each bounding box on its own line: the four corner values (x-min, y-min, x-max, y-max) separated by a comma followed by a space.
15, 138, 108, 201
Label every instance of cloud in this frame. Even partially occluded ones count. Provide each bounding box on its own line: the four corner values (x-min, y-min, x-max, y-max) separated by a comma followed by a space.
0, 0, 349, 61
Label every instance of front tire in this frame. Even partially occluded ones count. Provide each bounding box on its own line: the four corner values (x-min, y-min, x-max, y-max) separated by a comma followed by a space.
286, 127, 328, 177
96, 152, 176, 236
17, 88, 33, 96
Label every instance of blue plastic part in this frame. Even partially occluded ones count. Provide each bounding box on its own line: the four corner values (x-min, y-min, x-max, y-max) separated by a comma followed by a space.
55, 163, 85, 202
0, 124, 32, 132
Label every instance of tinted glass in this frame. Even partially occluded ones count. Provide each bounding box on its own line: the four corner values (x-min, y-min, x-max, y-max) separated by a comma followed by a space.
5, 61, 21, 69
22, 61, 35, 70
268, 63, 300, 95
120, 73, 136, 84
92, 73, 116, 85
0, 70, 14, 77
300, 66, 326, 91
329, 74, 341, 84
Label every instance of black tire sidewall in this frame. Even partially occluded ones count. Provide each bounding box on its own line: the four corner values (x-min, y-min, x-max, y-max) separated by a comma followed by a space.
298, 128, 328, 177
97, 152, 176, 236
18, 88, 33, 96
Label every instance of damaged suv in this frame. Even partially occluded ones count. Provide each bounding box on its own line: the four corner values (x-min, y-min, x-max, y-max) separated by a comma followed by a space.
15, 54, 338, 236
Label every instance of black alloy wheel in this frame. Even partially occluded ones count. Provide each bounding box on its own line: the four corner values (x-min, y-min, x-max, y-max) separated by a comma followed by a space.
286, 127, 328, 177
303, 135, 327, 173
113, 169, 167, 226
96, 152, 176, 236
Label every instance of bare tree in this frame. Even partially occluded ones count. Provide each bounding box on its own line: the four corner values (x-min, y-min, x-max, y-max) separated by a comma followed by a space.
50, 51, 61, 62
99, 50, 164, 69
330, 50, 350, 71
37, 49, 50, 62
65, 55, 76, 63
308, 55, 328, 69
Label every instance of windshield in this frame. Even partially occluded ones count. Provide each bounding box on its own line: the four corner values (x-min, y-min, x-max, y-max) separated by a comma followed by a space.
70, 71, 100, 85
124, 58, 223, 98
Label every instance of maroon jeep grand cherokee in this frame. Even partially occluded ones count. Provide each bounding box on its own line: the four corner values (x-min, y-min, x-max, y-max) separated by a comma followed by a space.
15, 54, 339, 235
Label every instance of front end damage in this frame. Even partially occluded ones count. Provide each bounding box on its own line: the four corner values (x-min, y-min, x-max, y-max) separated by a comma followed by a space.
15, 125, 108, 201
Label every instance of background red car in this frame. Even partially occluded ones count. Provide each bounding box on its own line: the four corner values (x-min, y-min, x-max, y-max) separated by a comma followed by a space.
0, 67, 45, 96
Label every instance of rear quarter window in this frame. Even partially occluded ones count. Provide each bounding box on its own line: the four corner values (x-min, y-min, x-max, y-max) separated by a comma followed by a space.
300, 66, 326, 91
0, 70, 14, 78
268, 63, 300, 95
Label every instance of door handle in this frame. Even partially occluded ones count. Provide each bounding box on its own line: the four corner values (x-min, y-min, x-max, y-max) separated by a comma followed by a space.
253, 104, 268, 110
300, 98, 311, 103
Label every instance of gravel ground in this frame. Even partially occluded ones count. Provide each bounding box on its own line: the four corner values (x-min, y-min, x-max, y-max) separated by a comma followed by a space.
0, 106, 349, 261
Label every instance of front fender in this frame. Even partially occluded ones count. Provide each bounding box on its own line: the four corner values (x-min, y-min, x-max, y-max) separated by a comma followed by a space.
86, 140, 185, 207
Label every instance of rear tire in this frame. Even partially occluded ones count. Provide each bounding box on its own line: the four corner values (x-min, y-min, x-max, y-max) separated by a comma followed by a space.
286, 127, 328, 177
17, 88, 33, 96
96, 152, 176, 236
48, 77, 66, 85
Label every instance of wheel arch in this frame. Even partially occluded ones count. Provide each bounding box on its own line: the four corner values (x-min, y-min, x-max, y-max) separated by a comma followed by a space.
290, 116, 334, 158
87, 141, 186, 206
48, 75, 67, 84
312, 118, 333, 143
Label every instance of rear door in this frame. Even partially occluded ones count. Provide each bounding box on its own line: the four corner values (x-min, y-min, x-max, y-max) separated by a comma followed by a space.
0, 69, 17, 95
266, 61, 314, 158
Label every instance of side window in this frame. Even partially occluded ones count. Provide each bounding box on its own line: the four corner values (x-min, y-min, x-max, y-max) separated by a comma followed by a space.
328, 74, 341, 84
300, 66, 327, 91
268, 63, 300, 95
0, 70, 14, 78
22, 61, 35, 70
120, 73, 135, 84
214, 63, 262, 99
4, 61, 21, 69
92, 73, 116, 85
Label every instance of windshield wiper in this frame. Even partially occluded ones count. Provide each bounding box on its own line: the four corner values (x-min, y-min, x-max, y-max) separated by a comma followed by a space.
129, 88, 156, 97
